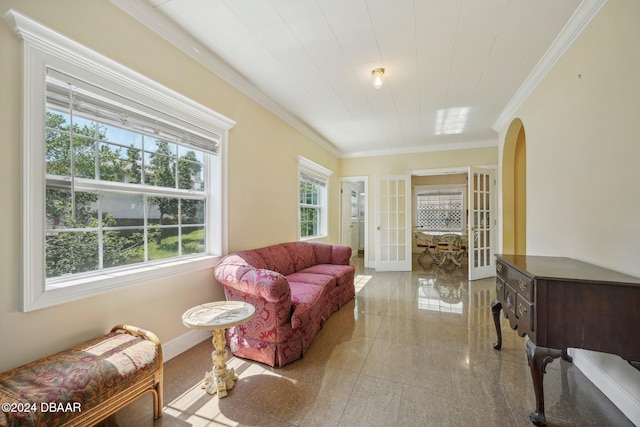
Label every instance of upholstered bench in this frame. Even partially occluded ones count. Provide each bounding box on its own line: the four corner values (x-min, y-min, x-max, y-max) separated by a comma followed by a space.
0, 324, 163, 426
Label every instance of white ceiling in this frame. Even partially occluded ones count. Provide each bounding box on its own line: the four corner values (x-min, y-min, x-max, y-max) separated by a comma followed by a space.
112, 0, 604, 157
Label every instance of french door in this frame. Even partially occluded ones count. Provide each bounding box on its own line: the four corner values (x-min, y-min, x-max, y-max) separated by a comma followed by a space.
467, 167, 495, 280
375, 175, 411, 271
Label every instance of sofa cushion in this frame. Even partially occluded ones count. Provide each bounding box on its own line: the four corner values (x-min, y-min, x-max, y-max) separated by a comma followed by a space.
311, 243, 333, 264
286, 272, 336, 289
289, 281, 327, 330
299, 264, 355, 286
282, 242, 316, 271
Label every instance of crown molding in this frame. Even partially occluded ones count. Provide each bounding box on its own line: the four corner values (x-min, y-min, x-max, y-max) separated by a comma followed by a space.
340, 139, 498, 159
3, 8, 236, 133
492, 0, 609, 132
109, 0, 342, 158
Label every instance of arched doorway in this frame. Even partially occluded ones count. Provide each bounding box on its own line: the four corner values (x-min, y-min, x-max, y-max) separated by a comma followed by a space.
502, 119, 526, 254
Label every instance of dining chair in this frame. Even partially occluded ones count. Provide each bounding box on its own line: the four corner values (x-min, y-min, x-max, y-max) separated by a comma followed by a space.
433, 234, 464, 267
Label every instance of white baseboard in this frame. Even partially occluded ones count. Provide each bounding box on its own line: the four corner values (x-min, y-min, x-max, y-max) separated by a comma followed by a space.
162, 329, 211, 362
568, 348, 640, 426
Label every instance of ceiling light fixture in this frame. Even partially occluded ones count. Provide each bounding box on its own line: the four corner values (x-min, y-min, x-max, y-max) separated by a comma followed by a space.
371, 68, 385, 89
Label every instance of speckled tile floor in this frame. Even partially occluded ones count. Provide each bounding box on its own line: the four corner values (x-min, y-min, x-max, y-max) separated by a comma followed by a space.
112, 255, 634, 427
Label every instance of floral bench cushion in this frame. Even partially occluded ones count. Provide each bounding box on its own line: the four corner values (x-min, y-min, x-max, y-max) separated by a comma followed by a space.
0, 326, 162, 427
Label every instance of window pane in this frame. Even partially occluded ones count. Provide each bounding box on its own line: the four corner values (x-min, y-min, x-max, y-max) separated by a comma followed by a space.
178, 145, 204, 162
46, 188, 98, 228
71, 115, 96, 134
146, 138, 177, 156
148, 226, 179, 261
148, 196, 179, 225
73, 137, 97, 179
45, 130, 71, 176
101, 192, 144, 227
125, 146, 143, 184
182, 199, 205, 224
177, 156, 204, 190
182, 226, 205, 255
101, 124, 143, 150
46, 230, 99, 278
46, 109, 70, 130
300, 207, 319, 237
145, 151, 177, 189
99, 142, 126, 182
103, 229, 144, 268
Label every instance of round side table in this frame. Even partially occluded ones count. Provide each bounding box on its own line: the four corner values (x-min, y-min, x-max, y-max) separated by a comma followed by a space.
182, 301, 255, 398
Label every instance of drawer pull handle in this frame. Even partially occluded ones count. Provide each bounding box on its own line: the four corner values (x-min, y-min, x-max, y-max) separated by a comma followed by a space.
518, 303, 528, 318
518, 279, 527, 292
496, 281, 503, 292
497, 264, 503, 273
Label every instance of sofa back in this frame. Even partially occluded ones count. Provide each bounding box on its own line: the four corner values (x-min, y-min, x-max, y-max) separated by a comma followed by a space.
221, 241, 350, 276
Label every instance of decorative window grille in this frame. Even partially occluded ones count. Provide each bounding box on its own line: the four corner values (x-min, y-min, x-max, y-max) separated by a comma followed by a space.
417, 192, 464, 230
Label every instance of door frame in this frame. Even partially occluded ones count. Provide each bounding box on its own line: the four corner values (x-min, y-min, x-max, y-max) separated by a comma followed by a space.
409, 165, 497, 280
339, 176, 369, 267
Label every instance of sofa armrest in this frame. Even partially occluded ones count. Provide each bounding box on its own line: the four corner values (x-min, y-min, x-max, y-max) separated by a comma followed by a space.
214, 262, 291, 303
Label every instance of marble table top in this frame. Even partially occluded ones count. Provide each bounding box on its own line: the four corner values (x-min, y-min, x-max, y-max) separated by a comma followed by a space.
182, 301, 255, 330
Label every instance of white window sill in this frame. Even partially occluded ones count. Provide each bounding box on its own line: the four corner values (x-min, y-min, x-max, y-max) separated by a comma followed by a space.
299, 235, 329, 243
24, 255, 219, 312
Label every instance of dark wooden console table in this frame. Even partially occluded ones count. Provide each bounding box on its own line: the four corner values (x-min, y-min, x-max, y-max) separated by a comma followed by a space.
491, 254, 640, 426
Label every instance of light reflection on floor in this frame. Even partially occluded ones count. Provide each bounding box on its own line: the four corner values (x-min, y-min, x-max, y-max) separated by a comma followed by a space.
113, 254, 634, 427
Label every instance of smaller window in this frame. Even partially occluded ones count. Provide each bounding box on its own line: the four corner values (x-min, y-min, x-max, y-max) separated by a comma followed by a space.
298, 157, 332, 239
416, 189, 465, 231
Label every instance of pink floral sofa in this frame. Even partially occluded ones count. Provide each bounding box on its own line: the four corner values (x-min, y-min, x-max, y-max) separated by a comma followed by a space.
214, 241, 355, 367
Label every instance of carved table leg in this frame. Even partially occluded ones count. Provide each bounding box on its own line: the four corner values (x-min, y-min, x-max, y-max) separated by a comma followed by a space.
491, 299, 502, 350
202, 328, 238, 398
526, 339, 563, 426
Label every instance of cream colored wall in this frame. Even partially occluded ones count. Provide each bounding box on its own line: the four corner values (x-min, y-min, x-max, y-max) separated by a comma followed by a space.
0, 0, 339, 371
341, 147, 498, 263
497, 0, 640, 277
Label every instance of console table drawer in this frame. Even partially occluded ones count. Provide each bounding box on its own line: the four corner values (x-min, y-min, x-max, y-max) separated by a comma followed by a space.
497, 260, 533, 300
503, 283, 518, 319
516, 294, 534, 334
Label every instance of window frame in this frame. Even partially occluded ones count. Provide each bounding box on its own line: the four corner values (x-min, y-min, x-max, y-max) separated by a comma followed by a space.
298, 156, 332, 241
8, 10, 235, 311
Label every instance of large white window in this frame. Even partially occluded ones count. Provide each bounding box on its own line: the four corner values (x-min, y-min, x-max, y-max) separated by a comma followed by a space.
298, 157, 331, 240
8, 11, 235, 311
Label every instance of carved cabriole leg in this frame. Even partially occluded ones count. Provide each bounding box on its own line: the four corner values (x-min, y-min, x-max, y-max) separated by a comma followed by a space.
491, 299, 502, 350
526, 339, 563, 427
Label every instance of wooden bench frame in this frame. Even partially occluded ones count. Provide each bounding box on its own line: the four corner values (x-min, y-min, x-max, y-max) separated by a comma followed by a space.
0, 324, 163, 426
